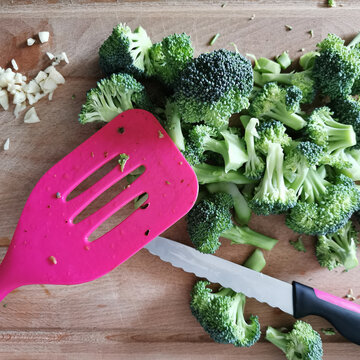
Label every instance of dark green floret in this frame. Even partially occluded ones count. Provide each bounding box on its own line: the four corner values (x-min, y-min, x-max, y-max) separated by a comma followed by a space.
249, 82, 306, 130
78, 73, 152, 124
250, 143, 297, 215
186, 192, 278, 254
312, 33, 360, 99
99, 24, 152, 77
243, 117, 265, 180
148, 33, 193, 86
316, 220, 359, 271
265, 320, 323, 360
254, 120, 292, 155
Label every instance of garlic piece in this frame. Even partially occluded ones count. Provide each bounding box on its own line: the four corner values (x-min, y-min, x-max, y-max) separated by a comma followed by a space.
0, 90, 9, 110
24, 107, 40, 123
3, 138, 10, 151
27, 38, 35, 46
11, 59, 18, 71
38, 31, 50, 43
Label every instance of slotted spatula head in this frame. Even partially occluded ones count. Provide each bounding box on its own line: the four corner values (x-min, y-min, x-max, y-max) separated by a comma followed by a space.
0, 109, 198, 300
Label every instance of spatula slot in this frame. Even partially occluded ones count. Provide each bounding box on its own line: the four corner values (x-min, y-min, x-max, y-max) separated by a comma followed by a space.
72, 165, 146, 224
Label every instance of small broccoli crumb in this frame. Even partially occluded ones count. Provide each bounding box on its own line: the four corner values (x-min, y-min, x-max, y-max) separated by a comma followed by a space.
158, 130, 164, 138
3, 303, 7, 308
344, 288, 356, 301
71, 94, 76, 100
249, 14, 256, 20
209, 33, 220, 46
221, 3, 226, 7
48, 256, 57, 265
328, 0, 336, 7
309, 29, 314, 38
229, 42, 239, 53
290, 237, 307, 252
285, 25, 293, 31
56, 192, 61, 199
299, 48, 305, 52
118, 153, 129, 172
321, 328, 336, 335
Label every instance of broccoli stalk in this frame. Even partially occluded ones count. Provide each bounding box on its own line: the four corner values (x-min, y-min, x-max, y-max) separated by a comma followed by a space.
316, 220, 359, 271
164, 100, 185, 150
250, 143, 297, 215
244, 118, 265, 180
187, 192, 278, 254
249, 82, 306, 130
266, 321, 323, 360
190, 249, 265, 347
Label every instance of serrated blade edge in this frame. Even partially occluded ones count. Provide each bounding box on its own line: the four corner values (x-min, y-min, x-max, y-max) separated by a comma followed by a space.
145, 237, 294, 315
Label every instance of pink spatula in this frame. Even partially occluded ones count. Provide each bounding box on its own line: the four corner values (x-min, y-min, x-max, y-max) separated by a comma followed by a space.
0, 109, 198, 301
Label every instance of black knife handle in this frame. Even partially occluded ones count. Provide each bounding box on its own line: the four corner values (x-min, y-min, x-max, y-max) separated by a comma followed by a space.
293, 281, 360, 345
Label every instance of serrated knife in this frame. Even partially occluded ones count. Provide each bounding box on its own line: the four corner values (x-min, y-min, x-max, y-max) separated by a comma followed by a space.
145, 236, 360, 345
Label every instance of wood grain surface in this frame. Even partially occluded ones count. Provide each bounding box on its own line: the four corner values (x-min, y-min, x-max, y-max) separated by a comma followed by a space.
0, 1, 359, 359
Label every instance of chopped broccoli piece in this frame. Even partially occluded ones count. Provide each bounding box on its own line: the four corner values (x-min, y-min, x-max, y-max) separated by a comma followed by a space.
209, 33, 220, 46
289, 237, 307, 252
184, 125, 248, 171
172, 49, 253, 129
148, 33, 193, 86
187, 192, 278, 253
313, 33, 360, 99
244, 118, 265, 180
316, 220, 359, 271
338, 149, 360, 181
247, 54, 281, 74
262, 69, 316, 104
286, 169, 360, 235
99, 24, 152, 77
276, 51, 292, 70
192, 163, 256, 185
249, 82, 306, 130
163, 99, 185, 150
255, 120, 292, 155
78, 73, 152, 124
321, 328, 336, 336
118, 153, 129, 172
328, 0, 336, 7
242, 248, 266, 272
206, 182, 251, 225
299, 51, 319, 70
266, 320, 323, 360
250, 143, 297, 215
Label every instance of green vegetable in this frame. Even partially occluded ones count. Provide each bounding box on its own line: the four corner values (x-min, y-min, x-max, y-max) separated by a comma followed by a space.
78, 73, 152, 124
321, 328, 336, 336
299, 51, 319, 70
118, 153, 129, 172
316, 220, 359, 271
328, 0, 336, 7
266, 320, 323, 360
289, 237, 307, 253
190, 250, 265, 347
99, 24, 152, 77
249, 82, 306, 130
276, 51, 292, 70
247, 54, 281, 74
187, 192, 278, 254
209, 33, 220, 45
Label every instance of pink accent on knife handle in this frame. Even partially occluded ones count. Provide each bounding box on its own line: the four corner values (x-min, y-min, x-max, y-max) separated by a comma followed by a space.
314, 288, 360, 314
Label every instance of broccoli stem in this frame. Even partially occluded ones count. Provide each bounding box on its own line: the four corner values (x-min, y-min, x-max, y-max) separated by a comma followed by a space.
302, 167, 329, 203
268, 106, 306, 131
164, 103, 185, 151
262, 72, 294, 85
265, 327, 288, 354
221, 226, 278, 250
330, 233, 359, 270
324, 120, 356, 152
206, 182, 252, 225
347, 32, 360, 48
192, 164, 256, 185
243, 249, 266, 272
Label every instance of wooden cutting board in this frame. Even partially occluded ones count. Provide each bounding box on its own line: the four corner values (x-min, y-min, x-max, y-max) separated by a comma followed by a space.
0, 1, 359, 359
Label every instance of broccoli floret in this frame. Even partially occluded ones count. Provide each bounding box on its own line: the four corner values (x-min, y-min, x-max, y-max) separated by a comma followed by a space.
284, 141, 324, 193
262, 69, 316, 104
313, 33, 360, 99
187, 192, 278, 254
190, 250, 265, 347
266, 320, 323, 360
192, 163, 256, 185
307, 107, 356, 169
248, 82, 306, 130
99, 24, 153, 77
171, 49, 253, 129
78, 73, 152, 124
254, 120, 292, 155
330, 96, 360, 149
289, 236, 307, 252
286, 169, 360, 235
148, 33, 193, 86
249, 143, 297, 215
244, 118, 265, 180
316, 220, 359, 271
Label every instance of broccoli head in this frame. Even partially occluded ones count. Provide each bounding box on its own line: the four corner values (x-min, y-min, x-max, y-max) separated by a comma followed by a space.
266, 320, 323, 360
249, 82, 306, 130
316, 220, 359, 271
99, 24, 153, 77
78, 73, 152, 124
250, 143, 297, 215
313, 33, 360, 99
148, 33, 193, 86
190, 282, 260, 347
254, 120, 292, 155
187, 192, 278, 253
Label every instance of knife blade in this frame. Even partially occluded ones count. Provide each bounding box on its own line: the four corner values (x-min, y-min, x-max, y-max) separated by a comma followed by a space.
145, 236, 294, 315
145, 236, 360, 345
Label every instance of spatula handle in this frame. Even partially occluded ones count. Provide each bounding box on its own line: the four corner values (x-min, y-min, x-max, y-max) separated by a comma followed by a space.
293, 281, 360, 345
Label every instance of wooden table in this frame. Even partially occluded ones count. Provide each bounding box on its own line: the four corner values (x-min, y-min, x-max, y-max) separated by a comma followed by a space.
0, 1, 359, 358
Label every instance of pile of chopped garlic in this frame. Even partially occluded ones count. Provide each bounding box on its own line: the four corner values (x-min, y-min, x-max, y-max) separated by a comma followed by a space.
0, 31, 69, 124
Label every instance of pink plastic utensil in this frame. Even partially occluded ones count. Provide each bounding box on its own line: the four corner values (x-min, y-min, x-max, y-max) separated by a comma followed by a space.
0, 109, 198, 301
